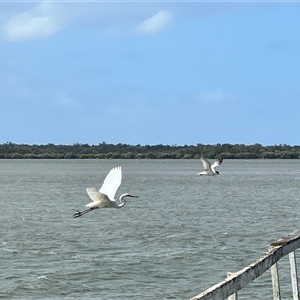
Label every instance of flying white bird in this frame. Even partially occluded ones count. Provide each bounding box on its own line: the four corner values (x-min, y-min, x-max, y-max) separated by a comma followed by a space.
73, 166, 138, 218
197, 154, 223, 176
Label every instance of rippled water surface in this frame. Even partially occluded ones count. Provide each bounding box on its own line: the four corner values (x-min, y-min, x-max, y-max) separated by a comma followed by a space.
1, 159, 300, 299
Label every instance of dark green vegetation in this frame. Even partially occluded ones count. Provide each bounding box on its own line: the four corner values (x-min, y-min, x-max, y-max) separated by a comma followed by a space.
0, 142, 300, 159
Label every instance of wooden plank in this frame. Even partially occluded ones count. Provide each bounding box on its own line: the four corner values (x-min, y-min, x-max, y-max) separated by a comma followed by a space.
190, 229, 300, 300
289, 251, 299, 300
271, 229, 300, 247
190, 246, 282, 300
270, 262, 281, 300
227, 273, 238, 300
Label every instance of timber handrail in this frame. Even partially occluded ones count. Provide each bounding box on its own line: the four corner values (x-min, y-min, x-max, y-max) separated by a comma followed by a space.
190, 229, 300, 300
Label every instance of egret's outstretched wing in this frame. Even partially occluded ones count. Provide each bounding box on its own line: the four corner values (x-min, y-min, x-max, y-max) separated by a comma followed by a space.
86, 187, 103, 202
200, 156, 211, 171
211, 157, 223, 171
99, 166, 122, 201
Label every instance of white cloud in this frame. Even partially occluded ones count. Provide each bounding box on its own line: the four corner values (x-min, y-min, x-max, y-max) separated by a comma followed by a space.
135, 10, 172, 35
1, 2, 67, 42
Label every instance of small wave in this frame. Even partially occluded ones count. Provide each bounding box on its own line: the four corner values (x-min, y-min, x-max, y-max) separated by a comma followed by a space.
38, 275, 49, 280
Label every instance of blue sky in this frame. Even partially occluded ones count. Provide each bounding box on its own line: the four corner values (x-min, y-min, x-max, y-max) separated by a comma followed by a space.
1, 1, 300, 146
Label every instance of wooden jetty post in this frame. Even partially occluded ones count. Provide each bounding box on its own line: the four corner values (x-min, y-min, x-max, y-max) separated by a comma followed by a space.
190, 229, 300, 300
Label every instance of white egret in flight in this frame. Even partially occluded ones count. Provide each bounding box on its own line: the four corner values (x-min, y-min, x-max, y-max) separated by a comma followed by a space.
73, 166, 138, 218
197, 154, 223, 176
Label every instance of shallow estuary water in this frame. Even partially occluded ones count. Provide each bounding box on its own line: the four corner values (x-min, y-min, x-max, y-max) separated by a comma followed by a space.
1, 159, 300, 299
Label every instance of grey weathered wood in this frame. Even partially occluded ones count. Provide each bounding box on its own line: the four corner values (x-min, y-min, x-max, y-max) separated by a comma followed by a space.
227, 273, 238, 300
271, 229, 300, 247
190, 247, 281, 300
289, 251, 299, 300
190, 230, 300, 300
270, 261, 281, 300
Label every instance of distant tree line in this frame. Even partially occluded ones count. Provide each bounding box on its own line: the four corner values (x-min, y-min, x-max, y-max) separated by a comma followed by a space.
0, 142, 300, 159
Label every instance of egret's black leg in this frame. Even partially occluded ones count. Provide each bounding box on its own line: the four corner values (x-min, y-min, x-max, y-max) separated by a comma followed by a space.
73, 208, 92, 218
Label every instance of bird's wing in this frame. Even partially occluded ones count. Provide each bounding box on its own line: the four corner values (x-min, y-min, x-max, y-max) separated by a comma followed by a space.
200, 156, 211, 171
211, 157, 223, 171
86, 187, 103, 202
99, 166, 122, 201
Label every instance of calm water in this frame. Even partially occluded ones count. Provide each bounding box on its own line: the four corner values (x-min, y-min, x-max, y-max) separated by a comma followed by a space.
1, 159, 300, 299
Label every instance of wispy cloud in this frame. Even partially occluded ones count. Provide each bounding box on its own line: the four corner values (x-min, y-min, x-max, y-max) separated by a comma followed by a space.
1, 2, 68, 42
135, 10, 172, 35
196, 90, 232, 103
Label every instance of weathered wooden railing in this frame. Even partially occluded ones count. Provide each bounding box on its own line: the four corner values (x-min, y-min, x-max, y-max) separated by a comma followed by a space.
190, 229, 300, 300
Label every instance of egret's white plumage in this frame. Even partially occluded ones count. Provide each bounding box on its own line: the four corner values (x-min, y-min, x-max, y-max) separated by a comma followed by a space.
73, 166, 138, 218
98, 165, 122, 201
197, 155, 223, 176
